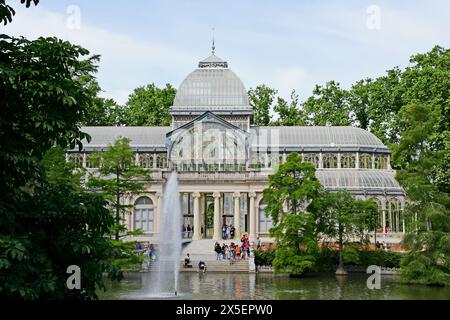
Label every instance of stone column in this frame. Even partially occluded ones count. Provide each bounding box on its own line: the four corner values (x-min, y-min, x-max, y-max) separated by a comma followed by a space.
153, 154, 157, 169
249, 192, 257, 241
192, 192, 202, 240
355, 152, 360, 169
213, 192, 221, 241
371, 153, 375, 169
135, 153, 139, 166
233, 192, 241, 240
156, 192, 162, 234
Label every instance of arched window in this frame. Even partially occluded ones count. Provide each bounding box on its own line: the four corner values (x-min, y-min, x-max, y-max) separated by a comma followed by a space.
369, 198, 382, 229
359, 153, 372, 169
374, 154, 388, 169
258, 201, 273, 235
322, 153, 338, 168
134, 196, 154, 233
341, 153, 356, 168
303, 153, 320, 168
388, 198, 402, 232
139, 153, 154, 168
157, 154, 167, 168
68, 153, 84, 166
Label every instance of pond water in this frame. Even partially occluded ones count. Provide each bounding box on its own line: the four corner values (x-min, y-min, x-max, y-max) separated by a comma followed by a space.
98, 272, 450, 300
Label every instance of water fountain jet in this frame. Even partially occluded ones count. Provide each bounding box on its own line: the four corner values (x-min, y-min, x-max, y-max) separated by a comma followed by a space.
148, 171, 182, 297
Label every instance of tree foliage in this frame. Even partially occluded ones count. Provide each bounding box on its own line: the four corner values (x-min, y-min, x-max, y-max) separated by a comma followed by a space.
248, 85, 277, 126
87, 137, 152, 240
0, 147, 122, 299
121, 83, 176, 126
0, 33, 123, 299
0, 36, 96, 192
80, 77, 122, 126
0, 0, 39, 25
272, 90, 305, 126
263, 153, 322, 224
302, 81, 351, 126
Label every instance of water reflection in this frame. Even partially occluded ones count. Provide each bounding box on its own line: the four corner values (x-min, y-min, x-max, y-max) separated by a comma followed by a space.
98, 272, 450, 300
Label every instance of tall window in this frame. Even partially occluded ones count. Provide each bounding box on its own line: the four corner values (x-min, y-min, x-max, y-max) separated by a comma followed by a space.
374, 154, 388, 169
388, 198, 402, 232
341, 153, 356, 168
303, 153, 320, 168
359, 153, 372, 169
134, 197, 154, 233
369, 198, 382, 229
68, 153, 84, 166
139, 153, 154, 168
156, 154, 167, 168
322, 153, 338, 168
258, 202, 273, 234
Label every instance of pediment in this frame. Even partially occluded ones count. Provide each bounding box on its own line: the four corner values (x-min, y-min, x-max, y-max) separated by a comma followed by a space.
166, 111, 247, 139
166, 112, 249, 161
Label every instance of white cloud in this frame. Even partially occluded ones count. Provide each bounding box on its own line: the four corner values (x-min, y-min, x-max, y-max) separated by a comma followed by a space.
271, 67, 306, 99
4, 6, 194, 104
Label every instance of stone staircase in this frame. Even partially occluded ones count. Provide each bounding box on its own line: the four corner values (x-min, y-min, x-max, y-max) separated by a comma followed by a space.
180, 239, 250, 272
140, 239, 252, 273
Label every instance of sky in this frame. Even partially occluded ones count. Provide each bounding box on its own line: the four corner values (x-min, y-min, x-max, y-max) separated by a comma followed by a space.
3, 0, 450, 105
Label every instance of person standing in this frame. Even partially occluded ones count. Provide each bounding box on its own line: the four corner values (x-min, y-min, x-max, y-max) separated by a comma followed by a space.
256, 236, 261, 249
226, 224, 231, 239
230, 224, 235, 239
214, 242, 222, 260
222, 224, 227, 240
187, 224, 192, 238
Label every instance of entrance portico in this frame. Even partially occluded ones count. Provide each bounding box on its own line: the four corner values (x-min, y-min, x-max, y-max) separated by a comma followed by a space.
180, 188, 259, 242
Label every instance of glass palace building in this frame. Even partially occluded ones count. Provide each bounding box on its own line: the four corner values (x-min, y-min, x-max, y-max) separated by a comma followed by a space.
69, 50, 406, 245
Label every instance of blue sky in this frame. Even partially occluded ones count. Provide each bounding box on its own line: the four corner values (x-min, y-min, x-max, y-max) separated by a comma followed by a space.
4, 0, 450, 104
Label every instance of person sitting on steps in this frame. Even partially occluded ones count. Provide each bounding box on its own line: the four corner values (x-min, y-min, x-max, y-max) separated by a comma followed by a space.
198, 260, 207, 273
184, 253, 192, 268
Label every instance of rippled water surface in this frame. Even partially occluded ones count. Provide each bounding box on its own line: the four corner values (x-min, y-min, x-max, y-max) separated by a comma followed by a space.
98, 272, 450, 300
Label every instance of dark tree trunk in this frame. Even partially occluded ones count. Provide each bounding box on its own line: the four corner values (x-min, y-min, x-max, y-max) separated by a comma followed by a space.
335, 225, 347, 275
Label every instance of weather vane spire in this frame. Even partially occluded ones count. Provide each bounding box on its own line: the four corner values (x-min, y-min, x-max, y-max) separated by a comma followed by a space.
211, 27, 215, 55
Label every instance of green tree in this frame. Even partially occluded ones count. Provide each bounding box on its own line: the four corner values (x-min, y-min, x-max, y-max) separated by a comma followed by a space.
269, 214, 319, 275
122, 83, 176, 126
272, 90, 305, 126
302, 81, 351, 126
353, 199, 380, 244
348, 69, 404, 145
393, 102, 450, 286
0, 0, 38, 25
80, 77, 123, 126
263, 153, 322, 224
318, 191, 373, 274
248, 85, 277, 126
0, 36, 96, 192
0, 147, 121, 299
263, 153, 323, 275
87, 137, 152, 240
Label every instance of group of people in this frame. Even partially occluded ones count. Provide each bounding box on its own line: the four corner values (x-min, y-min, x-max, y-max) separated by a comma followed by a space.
221, 224, 236, 240
214, 233, 251, 264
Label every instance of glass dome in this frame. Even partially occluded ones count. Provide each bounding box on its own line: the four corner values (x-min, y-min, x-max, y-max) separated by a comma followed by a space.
173, 54, 249, 108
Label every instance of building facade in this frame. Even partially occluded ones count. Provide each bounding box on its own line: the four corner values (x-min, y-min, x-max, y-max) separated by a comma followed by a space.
69, 51, 406, 244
